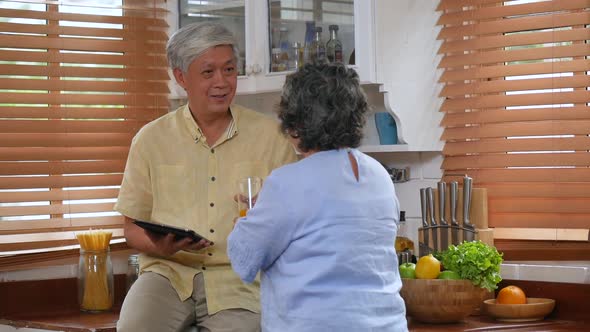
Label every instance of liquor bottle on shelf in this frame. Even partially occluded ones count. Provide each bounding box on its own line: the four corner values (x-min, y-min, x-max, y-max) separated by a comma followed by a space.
278, 26, 290, 67
271, 48, 287, 72
326, 24, 343, 63
290, 41, 303, 71
303, 21, 315, 65
310, 26, 326, 63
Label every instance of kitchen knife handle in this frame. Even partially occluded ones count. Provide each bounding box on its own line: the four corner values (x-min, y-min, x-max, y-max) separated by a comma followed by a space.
420, 188, 428, 227
437, 181, 447, 226
450, 181, 459, 226
426, 187, 436, 227
463, 176, 473, 227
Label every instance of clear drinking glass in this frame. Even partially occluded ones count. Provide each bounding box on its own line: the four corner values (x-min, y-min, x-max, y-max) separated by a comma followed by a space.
237, 176, 262, 217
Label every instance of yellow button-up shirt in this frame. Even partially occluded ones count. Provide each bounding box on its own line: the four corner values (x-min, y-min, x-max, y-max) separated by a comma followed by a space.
114, 104, 297, 314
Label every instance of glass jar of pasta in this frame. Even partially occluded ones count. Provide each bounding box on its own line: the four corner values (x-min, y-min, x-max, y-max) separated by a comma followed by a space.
78, 248, 114, 312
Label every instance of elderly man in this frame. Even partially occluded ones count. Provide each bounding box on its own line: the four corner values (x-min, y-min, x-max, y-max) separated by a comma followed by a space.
115, 22, 297, 332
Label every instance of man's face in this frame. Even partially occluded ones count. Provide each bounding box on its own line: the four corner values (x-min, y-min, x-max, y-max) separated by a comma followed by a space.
174, 45, 238, 117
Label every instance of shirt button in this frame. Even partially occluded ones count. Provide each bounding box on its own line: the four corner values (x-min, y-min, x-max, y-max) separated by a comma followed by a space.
202, 266, 207, 270
209, 202, 214, 207
209, 229, 214, 233
210, 149, 215, 154
211, 176, 216, 181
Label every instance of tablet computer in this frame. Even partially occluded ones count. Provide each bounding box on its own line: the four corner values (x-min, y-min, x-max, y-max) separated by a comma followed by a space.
133, 220, 209, 243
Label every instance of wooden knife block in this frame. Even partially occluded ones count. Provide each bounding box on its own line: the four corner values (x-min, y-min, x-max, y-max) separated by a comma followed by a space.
419, 187, 492, 252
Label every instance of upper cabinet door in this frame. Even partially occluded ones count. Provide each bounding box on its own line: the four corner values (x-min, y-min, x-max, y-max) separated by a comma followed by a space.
178, 0, 375, 95
177, 0, 257, 93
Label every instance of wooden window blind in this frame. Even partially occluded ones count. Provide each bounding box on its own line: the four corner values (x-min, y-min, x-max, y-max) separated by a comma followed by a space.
0, 0, 169, 255
437, 0, 590, 260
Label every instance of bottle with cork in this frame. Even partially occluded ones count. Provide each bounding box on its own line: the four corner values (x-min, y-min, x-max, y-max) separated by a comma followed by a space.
326, 24, 343, 63
310, 26, 326, 63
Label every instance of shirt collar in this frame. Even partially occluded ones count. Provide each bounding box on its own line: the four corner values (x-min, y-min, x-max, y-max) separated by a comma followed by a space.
181, 104, 239, 145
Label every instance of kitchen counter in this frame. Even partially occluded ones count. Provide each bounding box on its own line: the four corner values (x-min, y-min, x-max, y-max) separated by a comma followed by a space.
0, 312, 118, 332
2, 311, 588, 332
409, 316, 589, 331
1, 275, 589, 331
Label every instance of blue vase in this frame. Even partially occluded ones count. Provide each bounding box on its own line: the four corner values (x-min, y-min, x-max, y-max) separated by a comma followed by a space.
374, 112, 398, 145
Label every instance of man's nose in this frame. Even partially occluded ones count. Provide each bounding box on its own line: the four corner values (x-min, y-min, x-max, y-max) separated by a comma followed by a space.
212, 69, 229, 86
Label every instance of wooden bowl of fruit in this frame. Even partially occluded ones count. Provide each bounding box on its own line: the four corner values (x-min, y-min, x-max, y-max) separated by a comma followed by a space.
400, 278, 480, 323
483, 285, 555, 322
399, 254, 481, 323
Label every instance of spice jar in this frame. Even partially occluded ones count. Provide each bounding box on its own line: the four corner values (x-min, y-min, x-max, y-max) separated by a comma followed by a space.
78, 248, 114, 312
126, 254, 140, 292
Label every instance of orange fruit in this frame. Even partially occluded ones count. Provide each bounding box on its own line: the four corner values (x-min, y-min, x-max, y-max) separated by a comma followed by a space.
415, 254, 441, 279
496, 285, 527, 304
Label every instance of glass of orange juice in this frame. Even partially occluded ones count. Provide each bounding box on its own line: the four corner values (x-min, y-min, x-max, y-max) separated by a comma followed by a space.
237, 176, 262, 217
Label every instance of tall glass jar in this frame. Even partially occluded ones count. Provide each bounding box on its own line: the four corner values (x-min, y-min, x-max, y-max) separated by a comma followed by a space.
78, 248, 114, 312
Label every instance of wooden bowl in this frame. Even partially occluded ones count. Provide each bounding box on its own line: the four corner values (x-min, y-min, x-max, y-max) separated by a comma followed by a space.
400, 278, 480, 323
483, 298, 555, 322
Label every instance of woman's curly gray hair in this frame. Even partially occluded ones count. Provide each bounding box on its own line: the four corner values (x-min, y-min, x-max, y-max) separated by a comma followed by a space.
278, 63, 368, 152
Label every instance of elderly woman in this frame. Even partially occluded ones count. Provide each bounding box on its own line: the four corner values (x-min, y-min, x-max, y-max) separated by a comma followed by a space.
228, 63, 408, 331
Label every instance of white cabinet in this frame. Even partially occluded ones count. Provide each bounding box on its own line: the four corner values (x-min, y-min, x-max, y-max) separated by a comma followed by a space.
172, 0, 443, 152
243, 0, 377, 94
176, 0, 376, 94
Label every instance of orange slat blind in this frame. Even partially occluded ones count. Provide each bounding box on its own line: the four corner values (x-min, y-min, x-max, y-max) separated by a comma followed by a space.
436, 0, 590, 259
0, 0, 169, 253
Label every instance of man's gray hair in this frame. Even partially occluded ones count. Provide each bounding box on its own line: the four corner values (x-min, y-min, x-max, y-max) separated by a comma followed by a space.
167, 22, 239, 73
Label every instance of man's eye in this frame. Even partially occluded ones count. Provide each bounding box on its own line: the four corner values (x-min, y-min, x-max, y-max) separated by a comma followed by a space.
225, 67, 235, 73
202, 70, 213, 75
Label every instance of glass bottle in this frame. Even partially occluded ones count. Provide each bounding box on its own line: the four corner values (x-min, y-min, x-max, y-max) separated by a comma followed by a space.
326, 25, 343, 63
395, 211, 415, 264
278, 26, 290, 68
310, 26, 326, 63
271, 26, 280, 49
290, 41, 303, 71
78, 248, 114, 312
303, 21, 315, 65
126, 254, 140, 293
271, 48, 286, 72
278, 26, 290, 52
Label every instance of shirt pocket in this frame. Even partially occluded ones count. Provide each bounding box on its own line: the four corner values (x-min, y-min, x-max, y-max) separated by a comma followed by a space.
152, 165, 190, 223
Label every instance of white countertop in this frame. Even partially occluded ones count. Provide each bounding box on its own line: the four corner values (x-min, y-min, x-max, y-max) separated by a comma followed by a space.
501, 261, 590, 284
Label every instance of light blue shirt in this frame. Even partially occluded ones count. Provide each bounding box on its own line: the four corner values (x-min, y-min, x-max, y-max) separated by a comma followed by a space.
228, 149, 408, 332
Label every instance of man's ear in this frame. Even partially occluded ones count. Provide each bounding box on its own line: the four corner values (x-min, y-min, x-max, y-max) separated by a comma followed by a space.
173, 68, 186, 89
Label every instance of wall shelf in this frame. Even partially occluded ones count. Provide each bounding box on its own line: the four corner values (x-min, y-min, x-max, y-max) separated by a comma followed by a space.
359, 144, 410, 153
